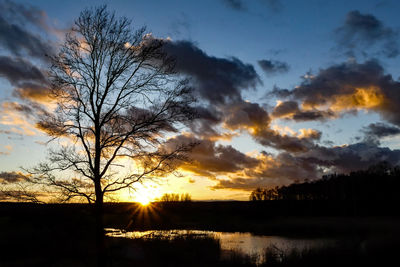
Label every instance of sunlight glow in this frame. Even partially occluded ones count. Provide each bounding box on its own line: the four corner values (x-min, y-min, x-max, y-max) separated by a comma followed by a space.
136, 194, 151, 206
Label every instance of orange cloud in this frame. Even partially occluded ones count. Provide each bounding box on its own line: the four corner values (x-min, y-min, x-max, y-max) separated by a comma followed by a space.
300, 86, 386, 114
272, 60, 400, 125
0, 102, 38, 136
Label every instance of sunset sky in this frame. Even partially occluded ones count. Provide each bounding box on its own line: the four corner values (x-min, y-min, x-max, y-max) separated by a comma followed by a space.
1, 0, 400, 201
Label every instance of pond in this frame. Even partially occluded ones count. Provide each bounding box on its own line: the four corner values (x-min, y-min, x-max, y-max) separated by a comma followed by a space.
105, 228, 336, 263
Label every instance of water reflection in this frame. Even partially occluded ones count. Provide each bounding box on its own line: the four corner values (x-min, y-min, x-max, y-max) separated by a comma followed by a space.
105, 228, 335, 263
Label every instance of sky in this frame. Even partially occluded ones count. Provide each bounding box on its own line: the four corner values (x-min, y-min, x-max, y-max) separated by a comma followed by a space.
1, 0, 400, 201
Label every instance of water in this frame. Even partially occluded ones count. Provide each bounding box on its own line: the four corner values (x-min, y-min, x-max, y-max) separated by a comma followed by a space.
105, 228, 335, 263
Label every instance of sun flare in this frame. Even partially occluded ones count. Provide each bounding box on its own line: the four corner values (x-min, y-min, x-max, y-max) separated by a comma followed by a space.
136, 194, 151, 206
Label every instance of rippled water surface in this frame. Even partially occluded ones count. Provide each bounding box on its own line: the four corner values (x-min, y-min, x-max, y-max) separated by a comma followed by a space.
106, 228, 335, 263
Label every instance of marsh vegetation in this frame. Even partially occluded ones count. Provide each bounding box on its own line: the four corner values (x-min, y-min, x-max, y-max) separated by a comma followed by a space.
1, 201, 399, 266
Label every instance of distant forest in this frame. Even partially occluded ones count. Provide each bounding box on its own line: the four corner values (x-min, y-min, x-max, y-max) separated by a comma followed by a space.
250, 162, 400, 201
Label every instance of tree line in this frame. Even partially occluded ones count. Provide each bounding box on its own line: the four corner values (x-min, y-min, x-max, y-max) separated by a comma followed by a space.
250, 162, 400, 201
159, 193, 192, 202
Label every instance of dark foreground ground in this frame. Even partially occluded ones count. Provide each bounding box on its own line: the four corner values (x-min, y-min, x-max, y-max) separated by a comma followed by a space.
1, 201, 400, 266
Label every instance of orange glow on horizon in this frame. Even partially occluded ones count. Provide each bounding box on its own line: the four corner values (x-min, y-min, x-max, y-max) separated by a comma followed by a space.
136, 194, 151, 206
116, 182, 162, 204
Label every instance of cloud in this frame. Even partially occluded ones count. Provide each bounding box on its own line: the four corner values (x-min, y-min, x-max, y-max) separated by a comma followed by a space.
258, 59, 289, 75
272, 60, 400, 126
207, 100, 321, 152
0, 1, 54, 104
157, 42, 320, 152
304, 142, 400, 174
271, 100, 335, 121
223, 101, 271, 131
0, 102, 40, 136
335, 10, 399, 58
164, 40, 260, 104
0, 0, 55, 60
185, 98, 321, 153
12, 82, 51, 103
0, 56, 50, 103
165, 132, 323, 187
253, 127, 321, 152
221, 0, 283, 13
0, 56, 45, 83
220, 100, 321, 152
0, 171, 29, 183
185, 105, 227, 140
0, 0, 51, 31
165, 134, 260, 177
212, 141, 400, 191
361, 122, 400, 144
222, 0, 247, 11
363, 122, 400, 138
141, 38, 292, 150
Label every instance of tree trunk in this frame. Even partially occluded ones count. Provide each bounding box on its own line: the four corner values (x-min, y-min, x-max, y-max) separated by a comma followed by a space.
95, 183, 106, 267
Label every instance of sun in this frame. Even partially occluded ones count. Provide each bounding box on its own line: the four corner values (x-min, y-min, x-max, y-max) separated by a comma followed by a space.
117, 182, 162, 205
136, 195, 151, 206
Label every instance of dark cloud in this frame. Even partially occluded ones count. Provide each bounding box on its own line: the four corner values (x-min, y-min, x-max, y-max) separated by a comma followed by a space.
0, 8, 54, 60
335, 10, 399, 58
275, 60, 384, 106
0, 171, 29, 184
165, 134, 260, 177
185, 105, 237, 140
0, 1, 53, 103
221, 100, 321, 152
223, 101, 271, 130
305, 142, 400, 174
290, 110, 335, 122
0, 0, 50, 31
268, 85, 292, 98
258, 59, 289, 75
0, 56, 45, 83
363, 122, 400, 138
221, 0, 283, 13
272, 100, 335, 121
271, 101, 297, 117
253, 128, 321, 153
186, 98, 321, 153
213, 177, 281, 191
164, 40, 260, 104
222, 0, 247, 11
213, 152, 321, 190
272, 60, 400, 126
212, 141, 400, 191
0, 56, 50, 103
361, 122, 400, 144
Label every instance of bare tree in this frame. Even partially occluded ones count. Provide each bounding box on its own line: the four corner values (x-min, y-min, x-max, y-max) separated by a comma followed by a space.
19, 6, 195, 264
159, 192, 192, 202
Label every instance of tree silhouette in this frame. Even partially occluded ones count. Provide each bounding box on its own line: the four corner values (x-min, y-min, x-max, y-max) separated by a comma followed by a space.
20, 6, 196, 266
249, 162, 400, 202
160, 192, 192, 202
